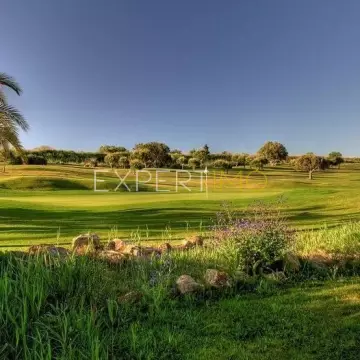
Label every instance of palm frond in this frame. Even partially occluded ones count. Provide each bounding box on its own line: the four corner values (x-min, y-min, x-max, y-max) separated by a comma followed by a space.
0, 103, 29, 132
0, 125, 25, 156
0, 73, 22, 95
0, 90, 7, 105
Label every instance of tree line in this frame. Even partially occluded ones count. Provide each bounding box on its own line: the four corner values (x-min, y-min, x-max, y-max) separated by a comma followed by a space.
4, 141, 346, 180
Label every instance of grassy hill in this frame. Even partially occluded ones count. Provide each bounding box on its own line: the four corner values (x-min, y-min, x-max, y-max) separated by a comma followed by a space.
1, 163, 360, 249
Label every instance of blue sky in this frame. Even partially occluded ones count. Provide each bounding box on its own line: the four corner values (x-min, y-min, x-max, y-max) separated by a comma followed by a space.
3, 0, 360, 155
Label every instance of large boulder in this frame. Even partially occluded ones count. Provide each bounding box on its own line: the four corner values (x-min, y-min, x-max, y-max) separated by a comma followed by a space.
204, 269, 231, 288
176, 275, 204, 294
72, 233, 101, 252
28, 245, 69, 257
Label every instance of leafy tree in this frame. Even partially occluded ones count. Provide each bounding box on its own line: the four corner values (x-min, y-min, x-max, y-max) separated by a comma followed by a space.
32, 145, 55, 151
132, 142, 170, 168
188, 158, 200, 170
118, 156, 129, 169
0, 73, 29, 171
130, 159, 145, 170
177, 155, 186, 169
232, 153, 248, 168
26, 155, 47, 165
190, 144, 211, 166
328, 151, 344, 169
293, 153, 329, 180
251, 156, 268, 170
84, 158, 98, 168
99, 145, 127, 154
212, 159, 233, 173
258, 141, 288, 164
104, 153, 121, 168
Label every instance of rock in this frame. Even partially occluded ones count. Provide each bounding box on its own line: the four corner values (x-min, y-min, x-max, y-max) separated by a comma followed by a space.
176, 275, 204, 294
283, 252, 301, 272
106, 239, 126, 251
204, 269, 231, 288
97, 250, 127, 264
159, 243, 172, 253
186, 235, 204, 246
72, 233, 101, 252
181, 240, 194, 249
28, 245, 69, 257
118, 291, 143, 304
132, 246, 161, 258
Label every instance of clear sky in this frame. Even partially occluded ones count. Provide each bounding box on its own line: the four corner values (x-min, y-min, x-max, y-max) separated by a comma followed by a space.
2, 0, 360, 155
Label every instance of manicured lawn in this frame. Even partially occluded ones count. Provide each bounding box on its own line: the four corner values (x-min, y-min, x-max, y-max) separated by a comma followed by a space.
1, 164, 360, 248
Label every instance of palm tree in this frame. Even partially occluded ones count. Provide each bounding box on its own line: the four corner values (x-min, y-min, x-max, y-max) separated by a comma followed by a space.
0, 73, 29, 171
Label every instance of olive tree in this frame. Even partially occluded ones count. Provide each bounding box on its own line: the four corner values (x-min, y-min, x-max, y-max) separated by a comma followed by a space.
118, 156, 130, 169
188, 158, 200, 170
212, 159, 232, 174
251, 156, 268, 170
294, 153, 329, 180
258, 141, 288, 165
328, 151, 344, 169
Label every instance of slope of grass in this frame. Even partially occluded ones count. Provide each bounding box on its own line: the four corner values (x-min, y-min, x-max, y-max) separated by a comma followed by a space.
1, 164, 360, 248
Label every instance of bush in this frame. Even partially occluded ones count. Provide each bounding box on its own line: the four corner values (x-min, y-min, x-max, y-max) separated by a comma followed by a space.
26, 155, 47, 165
212, 200, 294, 274
8, 153, 23, 165
130, 159, 145, 170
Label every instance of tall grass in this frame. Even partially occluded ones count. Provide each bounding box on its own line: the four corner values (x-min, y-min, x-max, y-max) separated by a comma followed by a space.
2, 218, 360, 358
296, 222, 360, 256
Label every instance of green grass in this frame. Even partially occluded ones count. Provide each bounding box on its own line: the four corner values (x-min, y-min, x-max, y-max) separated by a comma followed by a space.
1, 252, 359, 359
1, 163, 360, 249
2, 164, 360, 359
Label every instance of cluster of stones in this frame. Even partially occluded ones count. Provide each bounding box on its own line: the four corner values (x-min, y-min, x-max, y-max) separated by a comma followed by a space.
27, 233, 205, 264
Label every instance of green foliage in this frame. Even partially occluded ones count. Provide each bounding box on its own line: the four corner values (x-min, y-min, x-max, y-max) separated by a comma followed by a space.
118, 156, 130, 169
232, 153, 248, 167
258, 141, 288, 164
99, 145, 127, 154
251, 156, 268, 170
104, 152, 121, 168
23, 149, 105, 165
130, 158, 145, 170
26, 154, 47, 165
132, 142, 171, 168
328, 151, 344, 168
212, 159, 233, 173
0, 72, 28, 161
189, 144, 211, 165
188, 157, 200, 170
213, 201, 294, 274
294, 153, 329, 179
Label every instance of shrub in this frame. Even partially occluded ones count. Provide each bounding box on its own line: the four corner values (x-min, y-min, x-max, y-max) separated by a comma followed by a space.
212, 159, 233, 173
26, 154, 47, 165
212, 200, 294, 274
130, 159, 145, 170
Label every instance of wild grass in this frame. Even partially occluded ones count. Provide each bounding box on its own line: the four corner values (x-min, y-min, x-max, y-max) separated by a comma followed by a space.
296, 222, 360, 256
1, 245, 360, 359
